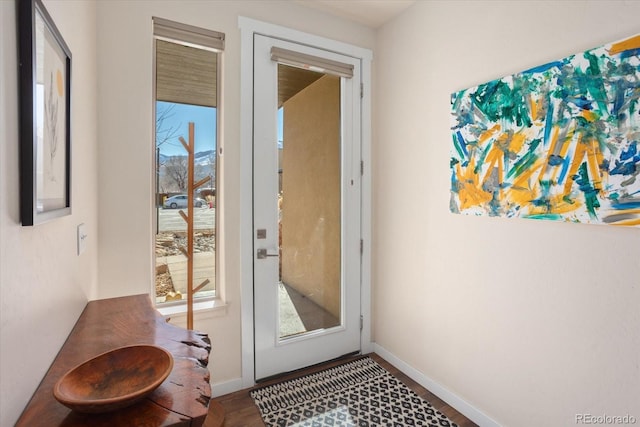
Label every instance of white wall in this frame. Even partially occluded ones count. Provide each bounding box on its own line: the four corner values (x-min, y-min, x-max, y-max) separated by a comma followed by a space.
0, 1, 98, 425
373, 1, 640, 426
96, 0, 374, 390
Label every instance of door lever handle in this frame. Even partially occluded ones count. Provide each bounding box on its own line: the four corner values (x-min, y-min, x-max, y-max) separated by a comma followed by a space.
257, 248, 279, 259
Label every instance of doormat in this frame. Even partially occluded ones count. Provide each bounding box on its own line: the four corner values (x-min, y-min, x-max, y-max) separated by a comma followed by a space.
250, 357, 458, 427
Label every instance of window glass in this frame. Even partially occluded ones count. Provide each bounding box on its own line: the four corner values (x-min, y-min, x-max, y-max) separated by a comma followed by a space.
154, 31, 220, 304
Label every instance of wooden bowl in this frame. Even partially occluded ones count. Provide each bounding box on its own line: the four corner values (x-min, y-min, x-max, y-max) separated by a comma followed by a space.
53, 345, 173, 413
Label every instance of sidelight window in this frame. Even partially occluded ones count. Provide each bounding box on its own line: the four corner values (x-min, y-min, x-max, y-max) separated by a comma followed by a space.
152, 17, 224, 307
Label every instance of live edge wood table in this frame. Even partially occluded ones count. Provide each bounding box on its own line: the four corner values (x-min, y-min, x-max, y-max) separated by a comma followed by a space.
16, 294, 212, 427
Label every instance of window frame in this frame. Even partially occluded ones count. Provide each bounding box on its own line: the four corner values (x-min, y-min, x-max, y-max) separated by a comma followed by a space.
152, 18, 224, 308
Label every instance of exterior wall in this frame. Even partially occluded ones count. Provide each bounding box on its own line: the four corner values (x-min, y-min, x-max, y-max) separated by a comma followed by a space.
373, 1, 640, 426
0, 1, 99, 425
282, 75, 341, 318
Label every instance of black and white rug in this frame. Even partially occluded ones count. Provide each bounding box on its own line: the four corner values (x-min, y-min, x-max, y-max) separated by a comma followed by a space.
250, 357, 458, 427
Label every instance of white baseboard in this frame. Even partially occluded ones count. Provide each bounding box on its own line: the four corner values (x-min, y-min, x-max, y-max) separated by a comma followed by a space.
372, 343, 501, 427
211, 377, 244, 398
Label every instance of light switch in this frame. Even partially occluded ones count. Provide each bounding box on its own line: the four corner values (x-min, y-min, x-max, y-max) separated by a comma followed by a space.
77, 223, 87, 255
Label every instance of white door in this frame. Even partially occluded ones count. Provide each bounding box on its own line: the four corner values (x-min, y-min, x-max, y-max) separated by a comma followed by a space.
253, 34, 362, 380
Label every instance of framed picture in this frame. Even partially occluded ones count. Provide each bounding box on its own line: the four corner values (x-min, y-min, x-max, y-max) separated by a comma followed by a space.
18, 0, 71, 226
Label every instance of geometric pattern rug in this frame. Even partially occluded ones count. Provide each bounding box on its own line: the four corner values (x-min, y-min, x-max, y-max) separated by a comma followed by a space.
250, 357, 458, 427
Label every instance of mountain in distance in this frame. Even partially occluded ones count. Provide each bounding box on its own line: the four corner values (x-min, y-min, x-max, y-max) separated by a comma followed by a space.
159, 150, 215, 166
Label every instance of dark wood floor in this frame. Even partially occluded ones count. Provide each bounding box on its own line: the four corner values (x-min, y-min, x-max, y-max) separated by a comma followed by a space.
205, 353, 477, 427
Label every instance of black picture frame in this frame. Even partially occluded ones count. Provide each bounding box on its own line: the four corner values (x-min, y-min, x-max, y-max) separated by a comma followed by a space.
18, 0, 72, 226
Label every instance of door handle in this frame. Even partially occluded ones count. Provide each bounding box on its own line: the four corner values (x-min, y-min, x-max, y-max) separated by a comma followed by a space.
257, 248, 279, 259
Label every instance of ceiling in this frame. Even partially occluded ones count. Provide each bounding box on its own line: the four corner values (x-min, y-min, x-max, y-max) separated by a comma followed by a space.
293, 0, 416, 28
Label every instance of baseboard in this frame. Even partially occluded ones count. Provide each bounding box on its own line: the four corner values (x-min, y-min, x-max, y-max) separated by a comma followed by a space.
211, 377, 244, 398
372, 343, 501, 427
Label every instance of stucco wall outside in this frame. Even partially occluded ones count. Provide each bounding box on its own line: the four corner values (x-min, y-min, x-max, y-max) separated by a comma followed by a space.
282, 75, 341, 318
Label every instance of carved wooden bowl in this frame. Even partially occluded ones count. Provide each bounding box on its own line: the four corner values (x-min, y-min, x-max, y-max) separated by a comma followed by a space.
53, 345, 174, 413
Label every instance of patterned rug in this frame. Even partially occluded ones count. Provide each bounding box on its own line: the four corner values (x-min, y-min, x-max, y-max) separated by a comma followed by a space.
250, 357, 458, 427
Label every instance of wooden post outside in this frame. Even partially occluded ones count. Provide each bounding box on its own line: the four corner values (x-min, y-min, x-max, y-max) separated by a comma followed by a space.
178, 122, 211, 331
186, 123, 195, 330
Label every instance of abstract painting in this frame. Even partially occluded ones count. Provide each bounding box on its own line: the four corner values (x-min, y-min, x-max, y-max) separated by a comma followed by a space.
450, 34, 640, 226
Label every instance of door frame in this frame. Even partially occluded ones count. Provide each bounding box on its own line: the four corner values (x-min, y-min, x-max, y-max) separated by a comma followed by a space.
239, 17, 373, 388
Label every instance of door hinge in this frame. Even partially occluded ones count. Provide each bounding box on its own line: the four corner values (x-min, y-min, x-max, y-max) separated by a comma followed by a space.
360, 315, 364, 331
360, 160, 364, 176
360, 239, 363, 254
360, 82, 364, 99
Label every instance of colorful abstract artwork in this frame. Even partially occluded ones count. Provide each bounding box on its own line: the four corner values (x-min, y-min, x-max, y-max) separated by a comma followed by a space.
450, 34, 640, 226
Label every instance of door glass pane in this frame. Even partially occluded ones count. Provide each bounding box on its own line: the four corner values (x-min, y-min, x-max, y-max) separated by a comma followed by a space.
277, 64, 342, 339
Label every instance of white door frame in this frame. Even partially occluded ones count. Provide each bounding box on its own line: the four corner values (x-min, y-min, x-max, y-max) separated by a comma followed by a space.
253, 34, 361, 380
239, 16, 372, 388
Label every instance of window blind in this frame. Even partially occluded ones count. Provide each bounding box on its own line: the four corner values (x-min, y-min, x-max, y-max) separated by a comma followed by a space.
271, 47, 353, 79
153, 16, 224, 51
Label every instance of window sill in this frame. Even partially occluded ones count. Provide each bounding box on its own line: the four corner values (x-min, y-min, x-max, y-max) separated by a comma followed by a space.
156, 298, 227, 318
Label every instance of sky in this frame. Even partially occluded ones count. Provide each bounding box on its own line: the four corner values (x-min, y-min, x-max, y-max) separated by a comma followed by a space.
156, 101, 216, 156
156, 101, 285, 156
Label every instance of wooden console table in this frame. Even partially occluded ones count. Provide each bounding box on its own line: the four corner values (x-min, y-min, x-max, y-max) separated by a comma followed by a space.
16, 294, 212, 427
